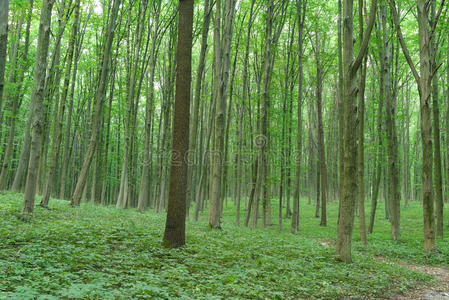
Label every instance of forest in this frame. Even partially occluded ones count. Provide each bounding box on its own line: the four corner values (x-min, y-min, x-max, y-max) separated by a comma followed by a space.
0, 0, 449, 298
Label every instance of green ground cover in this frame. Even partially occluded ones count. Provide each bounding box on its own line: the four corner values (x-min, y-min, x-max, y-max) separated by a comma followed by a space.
1, 192, 447, 299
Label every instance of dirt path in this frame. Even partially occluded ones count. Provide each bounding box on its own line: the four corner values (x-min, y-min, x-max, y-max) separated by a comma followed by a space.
380, 258, 449, 300
317, 240, 449, 299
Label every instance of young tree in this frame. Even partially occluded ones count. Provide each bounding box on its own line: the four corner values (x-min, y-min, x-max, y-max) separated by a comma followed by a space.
292, 0, 306, 234
163, 0, 194, 248
0, 0, 9, 111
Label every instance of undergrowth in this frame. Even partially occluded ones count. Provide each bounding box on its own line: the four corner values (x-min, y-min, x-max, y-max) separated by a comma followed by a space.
1, 192, 445, 299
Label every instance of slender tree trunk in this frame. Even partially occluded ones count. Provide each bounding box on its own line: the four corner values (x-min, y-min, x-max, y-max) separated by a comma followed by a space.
0, 1, 33, 190
0, 0, 10, 122
209, 0, 235, 228
40, 0, 80, 207
356, 0, 367, 246
236, 0, 255, 226
187, 0, 211, 213
314, 30, 327, 227
21, 0, 54, 218
430, 3, 443, 238
71, 0, 120, 206
337, 0, 344, 205
292, 0, 305, 234
137, 1, 161, 211
389, 0, 436, 252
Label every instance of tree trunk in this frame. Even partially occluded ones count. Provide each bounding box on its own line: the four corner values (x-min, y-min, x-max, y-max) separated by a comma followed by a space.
209, 0, 235, 228
430, 3, 443, 238
315, 30, 327, 227
336, 0, 376, 263
0, 0, 9, 126
389, 0, 436, 252
163, 0, 194, 248
21, 0, 54, 218
0, 0, 33, 190
292, 0, 305, 234
40, 0, 80, 207
71, 0, 120, 206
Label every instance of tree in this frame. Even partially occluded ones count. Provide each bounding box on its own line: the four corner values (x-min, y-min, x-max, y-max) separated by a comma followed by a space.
70, 0, 121, 206
162, 0, 194, 248
0, 0, 9, 114
388, 0, 445, 252
292, 0, 306, 234
209, 0, 236, 229
336, 0, 377, 263
21, 0, 55, 218
40, 0, 81, 208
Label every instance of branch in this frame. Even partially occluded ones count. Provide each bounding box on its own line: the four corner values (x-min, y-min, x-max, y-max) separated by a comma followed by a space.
431, 61, 444, 80
429, 0, 446, 41
352, 0, 377, 75
388, 0, 421, 93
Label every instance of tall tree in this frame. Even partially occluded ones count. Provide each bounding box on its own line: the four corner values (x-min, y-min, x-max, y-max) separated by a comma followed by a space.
71, 0, 121, 206
21, 0, 55, 218
292, 0, 306, 234
388, 0, 445, 252
430, 2, 443, 238
0, 0, 9, 112
336, 0, 377, 263
357, 0, 368, 246
380, 3, 400, 241
209, 0, 235, 228
162, 0, 194, 248
40, 0, 81, 207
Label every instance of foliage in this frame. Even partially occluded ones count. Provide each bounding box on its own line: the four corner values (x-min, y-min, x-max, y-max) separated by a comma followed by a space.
0, 192, 437, 299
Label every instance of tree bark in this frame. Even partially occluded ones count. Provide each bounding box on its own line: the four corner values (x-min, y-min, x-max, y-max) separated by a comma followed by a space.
336, 0, 377, 263
389, 0, 436, 252
40, 0, 80, 207
163, 0, 194, 248
430, 3, 443, 238
71, 0, 120, 206
21, 0, 54, 218
0, 0, 9, 121
292, 0, 306, 234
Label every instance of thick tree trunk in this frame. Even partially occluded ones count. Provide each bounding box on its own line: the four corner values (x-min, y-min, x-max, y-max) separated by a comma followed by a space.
162, 0, 194, 248
336, 0, 376, 263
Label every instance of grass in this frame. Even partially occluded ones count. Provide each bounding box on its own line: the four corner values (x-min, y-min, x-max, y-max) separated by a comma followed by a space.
0, 191, 447, 299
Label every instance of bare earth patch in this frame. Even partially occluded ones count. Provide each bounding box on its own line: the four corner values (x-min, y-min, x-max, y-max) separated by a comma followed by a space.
374, 256, 449, 299
316, 241, 449, 299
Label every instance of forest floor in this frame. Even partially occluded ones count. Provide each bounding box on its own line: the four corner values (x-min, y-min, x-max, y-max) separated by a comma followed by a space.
0, 192, 448, 299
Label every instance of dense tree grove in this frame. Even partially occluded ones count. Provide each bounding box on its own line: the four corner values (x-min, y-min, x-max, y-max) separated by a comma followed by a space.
1, 0, 449, 265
